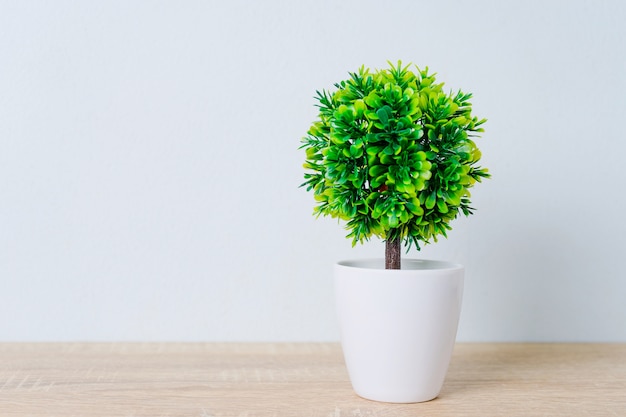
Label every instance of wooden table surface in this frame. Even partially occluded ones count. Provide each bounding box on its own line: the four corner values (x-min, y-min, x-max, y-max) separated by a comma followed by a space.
1, 343, 625, 417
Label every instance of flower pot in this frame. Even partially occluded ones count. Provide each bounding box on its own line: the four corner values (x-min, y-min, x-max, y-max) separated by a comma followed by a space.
334, 258, 464, 403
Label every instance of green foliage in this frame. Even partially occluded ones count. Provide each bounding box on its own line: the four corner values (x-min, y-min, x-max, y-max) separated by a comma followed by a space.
301, 61, 489, 249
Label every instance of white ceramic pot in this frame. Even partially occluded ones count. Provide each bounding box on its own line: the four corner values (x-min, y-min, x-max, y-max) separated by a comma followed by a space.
335, 258, 464, 403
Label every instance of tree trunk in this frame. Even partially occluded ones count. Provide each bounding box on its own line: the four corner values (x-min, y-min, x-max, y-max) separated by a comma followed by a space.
385, 237, 401, 270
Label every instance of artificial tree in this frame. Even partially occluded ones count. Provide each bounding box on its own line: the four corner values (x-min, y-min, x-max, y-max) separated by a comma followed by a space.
301, 62, 489, 269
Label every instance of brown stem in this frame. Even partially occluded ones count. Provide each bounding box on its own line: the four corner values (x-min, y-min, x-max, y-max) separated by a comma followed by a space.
385, 237, 401, 270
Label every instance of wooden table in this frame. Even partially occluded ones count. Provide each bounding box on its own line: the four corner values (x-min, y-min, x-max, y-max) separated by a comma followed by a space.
1, 343, 624, 416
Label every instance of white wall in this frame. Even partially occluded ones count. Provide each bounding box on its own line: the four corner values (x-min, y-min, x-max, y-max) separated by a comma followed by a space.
1, 0, 625, 342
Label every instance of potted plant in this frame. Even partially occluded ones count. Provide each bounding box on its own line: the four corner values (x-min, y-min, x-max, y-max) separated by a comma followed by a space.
300, 61, 489, 403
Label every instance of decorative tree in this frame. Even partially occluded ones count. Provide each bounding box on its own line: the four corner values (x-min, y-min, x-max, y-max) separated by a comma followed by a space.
301, 62, 489, 269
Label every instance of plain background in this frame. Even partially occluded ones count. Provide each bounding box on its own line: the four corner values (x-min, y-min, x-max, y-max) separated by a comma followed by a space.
1, 0, 625, 342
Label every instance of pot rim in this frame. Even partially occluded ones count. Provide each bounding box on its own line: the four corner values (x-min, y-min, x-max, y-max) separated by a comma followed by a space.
336, 258, 463, 272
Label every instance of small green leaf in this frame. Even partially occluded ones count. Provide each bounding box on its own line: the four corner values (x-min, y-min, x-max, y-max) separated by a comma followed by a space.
354, 99, 367, 117
406, 199, 424, 216
350, 144, 363, 158
365, 91, 382, 108
425, 192, 437, 210
376, 106, 392, 127
382, 145, 395, 156
366, 145, 382, 156
369, 165, 386, 177
380, 154, 395, 165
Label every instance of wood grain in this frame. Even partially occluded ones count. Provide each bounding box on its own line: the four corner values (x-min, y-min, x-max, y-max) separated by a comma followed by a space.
1, 343, 624, 416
